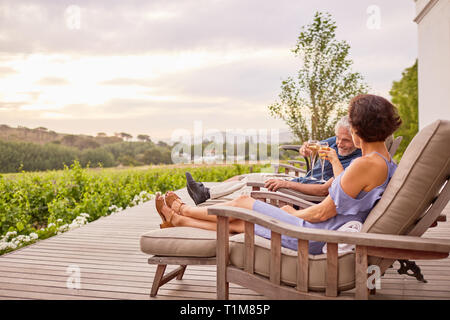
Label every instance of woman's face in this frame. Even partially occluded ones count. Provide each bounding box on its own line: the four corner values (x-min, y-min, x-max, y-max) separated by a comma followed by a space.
350, 127, 362, 148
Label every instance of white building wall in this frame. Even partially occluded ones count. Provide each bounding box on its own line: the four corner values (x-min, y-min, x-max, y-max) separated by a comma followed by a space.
415, 0, 450, 129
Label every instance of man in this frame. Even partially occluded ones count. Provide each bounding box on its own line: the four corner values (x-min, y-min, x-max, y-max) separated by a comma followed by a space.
185, 116, 362, 205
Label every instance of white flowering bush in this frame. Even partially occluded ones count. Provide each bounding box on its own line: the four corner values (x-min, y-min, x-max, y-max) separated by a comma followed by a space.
1, 163, 257, 256
108, 191, 154, 215
108, 205, 123, 214
130, 191, 154, 207
0, 213, 91, 255
56, 213, 90, 235
1, 190, 156, 255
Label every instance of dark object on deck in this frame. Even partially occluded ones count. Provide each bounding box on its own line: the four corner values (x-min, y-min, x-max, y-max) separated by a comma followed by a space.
397, 259, 427, 283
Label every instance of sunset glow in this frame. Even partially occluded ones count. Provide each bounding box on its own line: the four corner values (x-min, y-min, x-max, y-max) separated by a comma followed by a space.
0, 0, 417, 141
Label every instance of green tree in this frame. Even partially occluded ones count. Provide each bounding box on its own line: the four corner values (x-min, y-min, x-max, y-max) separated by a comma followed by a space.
120, 132, 133, 141
389, 59, 418, 159
137, 134, 151, 142
80, 148, 115, 168
268, 12, 368, 142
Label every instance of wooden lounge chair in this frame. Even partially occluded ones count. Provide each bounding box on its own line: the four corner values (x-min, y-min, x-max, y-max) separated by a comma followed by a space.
139, 122, 445, 298
208, 120, 450, 299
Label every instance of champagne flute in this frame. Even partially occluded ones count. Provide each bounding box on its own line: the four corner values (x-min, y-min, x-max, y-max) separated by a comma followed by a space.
318, 142, 330, 183
307, 139, 319, 180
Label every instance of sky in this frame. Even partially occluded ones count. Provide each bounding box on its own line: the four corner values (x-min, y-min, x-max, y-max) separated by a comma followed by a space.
0, 0, 418, 142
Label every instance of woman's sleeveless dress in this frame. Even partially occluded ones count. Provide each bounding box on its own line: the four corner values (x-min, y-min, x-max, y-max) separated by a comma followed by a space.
253, 152, 397, 254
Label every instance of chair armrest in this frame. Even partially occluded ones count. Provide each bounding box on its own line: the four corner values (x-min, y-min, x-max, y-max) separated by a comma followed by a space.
246, 182, 326, 203
279, 145, 311, 172
207, 206, 450, 253
277, 188, 326, 203
287, 160, 307, 167
279, 145, 301, 152
247, 181, 265, 188
277, 163, 307, 174
250, 191, 315, 209
246, 176, 293, 189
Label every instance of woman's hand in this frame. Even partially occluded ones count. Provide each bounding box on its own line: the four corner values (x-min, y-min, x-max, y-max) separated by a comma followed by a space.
322, 147, 339, 165
321, 147, 344, 177
264, 179, 289, 192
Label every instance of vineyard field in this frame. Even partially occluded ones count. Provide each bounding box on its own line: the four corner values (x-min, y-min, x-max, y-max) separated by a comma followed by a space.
0, 161, 264, 255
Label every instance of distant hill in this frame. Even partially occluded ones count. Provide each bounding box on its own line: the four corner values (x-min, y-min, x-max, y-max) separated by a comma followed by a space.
0, 124, 124, 150
0, 125, 174, 173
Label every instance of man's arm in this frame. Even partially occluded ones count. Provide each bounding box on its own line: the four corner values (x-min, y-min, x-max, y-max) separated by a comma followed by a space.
284, 179, 333, 196
291, 157, 375, 223
265, 178, 333, 196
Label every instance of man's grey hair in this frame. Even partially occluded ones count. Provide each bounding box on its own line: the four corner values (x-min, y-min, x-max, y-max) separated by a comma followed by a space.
335, 115, 351, 134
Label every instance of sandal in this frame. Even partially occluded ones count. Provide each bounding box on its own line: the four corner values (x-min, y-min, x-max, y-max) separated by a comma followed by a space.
155, 192, 174, 228
165, 191, 186, 215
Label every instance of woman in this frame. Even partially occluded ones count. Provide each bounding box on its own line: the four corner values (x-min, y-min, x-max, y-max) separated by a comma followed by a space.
155, 94, 402, 254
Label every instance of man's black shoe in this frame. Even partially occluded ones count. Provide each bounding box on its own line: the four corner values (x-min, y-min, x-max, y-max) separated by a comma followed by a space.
185, 172, 211, 205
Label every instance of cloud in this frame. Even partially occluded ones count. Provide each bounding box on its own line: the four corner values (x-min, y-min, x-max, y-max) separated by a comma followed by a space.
99, 78, 153, 87
0, 0, 418, 140
0, 101, 28, 110
35, 77, 70, 85
0, 66, 17, 77
0, 0, 339, 55
98, 49, 298, 103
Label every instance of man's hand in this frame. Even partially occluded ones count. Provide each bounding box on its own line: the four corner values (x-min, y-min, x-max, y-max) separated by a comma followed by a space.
299, 141, 312, 157
264, 179, 289, 192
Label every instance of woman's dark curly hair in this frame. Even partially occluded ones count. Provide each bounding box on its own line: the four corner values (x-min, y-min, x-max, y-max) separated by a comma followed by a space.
348, 94, 402, 142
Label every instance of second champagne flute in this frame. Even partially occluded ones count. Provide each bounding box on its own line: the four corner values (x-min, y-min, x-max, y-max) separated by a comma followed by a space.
307, 139, 319, 180
318, 142, 330, 183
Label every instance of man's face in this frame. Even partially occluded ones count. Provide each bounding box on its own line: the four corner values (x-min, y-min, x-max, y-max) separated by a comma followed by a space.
336, 127, 358, 156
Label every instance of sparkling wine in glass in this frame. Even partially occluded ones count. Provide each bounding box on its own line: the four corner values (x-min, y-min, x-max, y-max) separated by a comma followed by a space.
318, 142, 330, 183
307, 139, 319, 180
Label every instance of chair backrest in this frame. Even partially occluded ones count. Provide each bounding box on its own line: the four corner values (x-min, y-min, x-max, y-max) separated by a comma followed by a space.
362, 120, 450, 237
387, 135, 403, 158
384, 134, 394, 151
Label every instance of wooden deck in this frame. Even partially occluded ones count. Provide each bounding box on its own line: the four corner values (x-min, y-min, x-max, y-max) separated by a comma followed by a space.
0, 183, 449, 300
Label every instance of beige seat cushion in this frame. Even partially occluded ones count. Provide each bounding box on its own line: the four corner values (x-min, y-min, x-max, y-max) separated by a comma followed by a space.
229, 234, 356, 292
140, 227, 217, 257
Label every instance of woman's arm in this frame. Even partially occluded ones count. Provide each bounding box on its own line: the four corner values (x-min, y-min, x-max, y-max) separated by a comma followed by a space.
291, 196, 337, 223
323, 148, 344, 177
287, 158, 373, 223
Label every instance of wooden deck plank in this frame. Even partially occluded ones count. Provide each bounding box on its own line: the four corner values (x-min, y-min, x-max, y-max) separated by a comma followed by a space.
0, 271, 260, 294
0, 276, 261, 298
0, 183, 449, 300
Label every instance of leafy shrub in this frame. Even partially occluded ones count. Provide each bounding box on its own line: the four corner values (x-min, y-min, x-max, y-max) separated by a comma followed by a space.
0, 161, 262, 255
